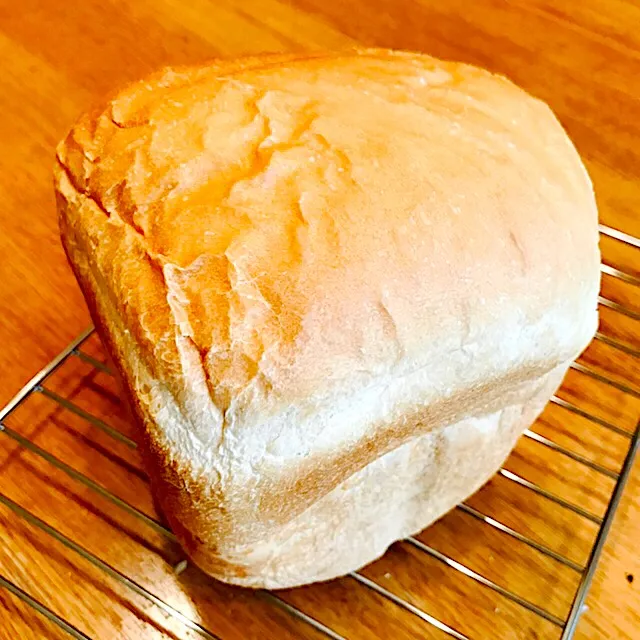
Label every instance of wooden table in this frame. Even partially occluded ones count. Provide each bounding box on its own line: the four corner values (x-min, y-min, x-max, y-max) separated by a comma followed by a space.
1, 1, 639, 638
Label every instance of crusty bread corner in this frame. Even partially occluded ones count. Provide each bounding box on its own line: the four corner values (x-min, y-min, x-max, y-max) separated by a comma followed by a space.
55, 49, 600, 588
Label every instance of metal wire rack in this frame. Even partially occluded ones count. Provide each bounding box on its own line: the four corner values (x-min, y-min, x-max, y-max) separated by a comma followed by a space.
0, 224, 638, 639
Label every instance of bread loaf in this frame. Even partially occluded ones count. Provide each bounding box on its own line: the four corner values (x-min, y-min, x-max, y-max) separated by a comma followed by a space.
55, 49, 600, 589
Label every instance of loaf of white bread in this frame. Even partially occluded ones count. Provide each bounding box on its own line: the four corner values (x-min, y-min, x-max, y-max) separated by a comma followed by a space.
55, 49, 600, 589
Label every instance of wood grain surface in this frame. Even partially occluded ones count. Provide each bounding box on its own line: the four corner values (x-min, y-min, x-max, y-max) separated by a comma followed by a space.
0, 1, 638, 638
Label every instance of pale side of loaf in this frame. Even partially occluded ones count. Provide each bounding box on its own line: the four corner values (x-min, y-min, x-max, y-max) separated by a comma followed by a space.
54, 49, 600, 589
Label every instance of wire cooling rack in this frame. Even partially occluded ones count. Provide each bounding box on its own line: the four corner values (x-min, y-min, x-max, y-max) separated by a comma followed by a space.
0, 224, 638, 640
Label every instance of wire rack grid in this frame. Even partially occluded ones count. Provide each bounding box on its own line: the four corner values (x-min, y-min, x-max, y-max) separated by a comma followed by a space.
0, 223, 638, 640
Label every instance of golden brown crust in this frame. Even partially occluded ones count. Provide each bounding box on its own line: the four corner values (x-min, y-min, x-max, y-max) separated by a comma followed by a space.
55, 49, 600, 588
